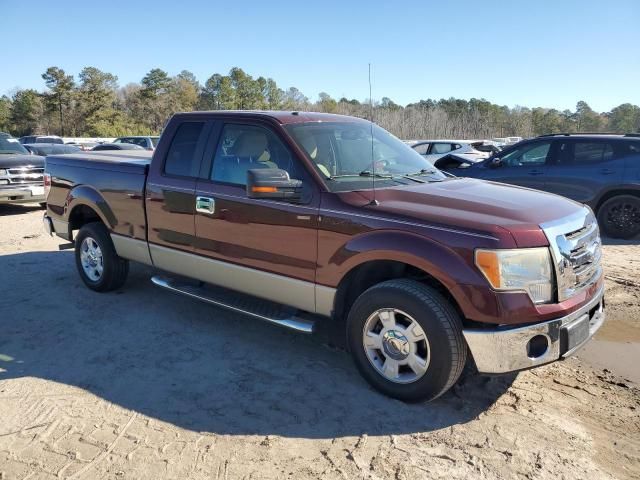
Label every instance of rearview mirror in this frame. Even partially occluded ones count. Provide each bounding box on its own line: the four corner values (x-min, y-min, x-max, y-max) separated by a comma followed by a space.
247, 168, 302, 201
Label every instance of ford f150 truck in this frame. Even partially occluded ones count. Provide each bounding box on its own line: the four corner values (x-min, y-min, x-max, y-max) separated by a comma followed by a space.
0, 132, 46, 205
43, 111, 605, 401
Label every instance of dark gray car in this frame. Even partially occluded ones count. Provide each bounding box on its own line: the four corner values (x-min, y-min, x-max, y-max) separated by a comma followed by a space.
437, 133, 640, 238
91, 143, 145, 151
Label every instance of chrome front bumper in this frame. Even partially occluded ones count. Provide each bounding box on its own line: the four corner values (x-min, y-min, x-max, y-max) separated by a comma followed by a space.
0, 185, 45, 203
462, 285, 605, 374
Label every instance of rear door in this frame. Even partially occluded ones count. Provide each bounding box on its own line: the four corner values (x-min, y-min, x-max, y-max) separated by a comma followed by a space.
145, 120, 213, 259
545, 138, 622, 206
473, 139, 555, 190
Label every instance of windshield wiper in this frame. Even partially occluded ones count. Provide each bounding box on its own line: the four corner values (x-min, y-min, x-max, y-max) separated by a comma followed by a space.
328, 170, 394, 180
406, 168, 439, 176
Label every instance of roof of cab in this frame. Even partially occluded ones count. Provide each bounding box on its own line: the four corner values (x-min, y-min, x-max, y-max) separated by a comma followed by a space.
171, 110, 370, 125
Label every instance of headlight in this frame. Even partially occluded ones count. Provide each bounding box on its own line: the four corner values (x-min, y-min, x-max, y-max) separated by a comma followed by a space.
475, 248, 554, 304
0, 169, 7, 176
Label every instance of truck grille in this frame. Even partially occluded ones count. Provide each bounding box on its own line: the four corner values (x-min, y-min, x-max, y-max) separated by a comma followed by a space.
3, 167, 44, 185
541, 208, 603, 302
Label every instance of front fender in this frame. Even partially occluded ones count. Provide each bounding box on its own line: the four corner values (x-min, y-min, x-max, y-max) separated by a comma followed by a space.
318, 229, 498, 322
326, 229, 484, 290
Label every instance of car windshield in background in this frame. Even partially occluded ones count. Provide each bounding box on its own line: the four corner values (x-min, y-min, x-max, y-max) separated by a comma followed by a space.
0, 135, 29, 154
286, 122, 446, 191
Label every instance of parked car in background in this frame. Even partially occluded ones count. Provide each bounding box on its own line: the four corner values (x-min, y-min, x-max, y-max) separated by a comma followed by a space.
65, 142, 96, 151
44, 111, 605, 402
91, 143, 145, 151
492, 137, 523, 147
0, 133, 45, 205
438, 133, 640, 238
24, 143, 81, 156
18, 135, 64, 144
410, 139, 494, 162
113, 136, 160, 150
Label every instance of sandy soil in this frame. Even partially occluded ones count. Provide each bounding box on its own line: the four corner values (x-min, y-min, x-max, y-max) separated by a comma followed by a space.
0, 205, 638, 480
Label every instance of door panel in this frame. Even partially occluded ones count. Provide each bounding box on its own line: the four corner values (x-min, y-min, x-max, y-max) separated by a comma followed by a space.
194, 122, 320, 290
145, 121, 211, 255
474, 140, 554, 191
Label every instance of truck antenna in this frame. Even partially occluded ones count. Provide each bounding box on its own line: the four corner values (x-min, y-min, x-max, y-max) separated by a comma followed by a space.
368, 63, 379, 206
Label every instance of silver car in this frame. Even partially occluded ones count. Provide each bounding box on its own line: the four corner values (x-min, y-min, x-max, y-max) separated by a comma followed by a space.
408, 139, 494, 162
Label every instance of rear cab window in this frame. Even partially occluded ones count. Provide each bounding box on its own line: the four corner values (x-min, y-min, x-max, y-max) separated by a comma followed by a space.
163, 122, 206, 178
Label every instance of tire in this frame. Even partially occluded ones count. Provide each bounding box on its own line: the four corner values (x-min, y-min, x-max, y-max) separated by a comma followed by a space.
75, 222, 129, 292
597, 195, 640, 239
346, 279, 467, 402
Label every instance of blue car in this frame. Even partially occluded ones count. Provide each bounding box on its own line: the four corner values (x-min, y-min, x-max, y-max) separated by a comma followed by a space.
432, 133, 640, 239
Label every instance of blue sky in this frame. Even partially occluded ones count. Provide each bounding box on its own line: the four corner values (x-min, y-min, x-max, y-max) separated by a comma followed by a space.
2, 0, 638, 112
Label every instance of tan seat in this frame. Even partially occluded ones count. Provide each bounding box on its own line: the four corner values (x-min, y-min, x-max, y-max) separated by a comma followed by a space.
214, 131, 278, 184
297, 131, 332, 177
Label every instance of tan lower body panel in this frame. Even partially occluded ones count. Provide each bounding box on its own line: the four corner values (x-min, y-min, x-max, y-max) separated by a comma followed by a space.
147, 243, 334, 316
111, 234, 153, 266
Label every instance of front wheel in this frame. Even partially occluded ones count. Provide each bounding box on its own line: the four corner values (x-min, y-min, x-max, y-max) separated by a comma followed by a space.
75, 222, 129, 292
347, 279, 467, 402
597, 195, 640, 239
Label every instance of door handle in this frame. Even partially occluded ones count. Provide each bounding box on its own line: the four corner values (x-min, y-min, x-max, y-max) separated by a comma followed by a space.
195, 196, 215, 214
528, 169, 544, 175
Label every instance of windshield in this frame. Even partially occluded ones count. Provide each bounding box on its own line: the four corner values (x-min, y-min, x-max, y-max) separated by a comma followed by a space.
286, 122, 446, 191
0, 135, 29, 154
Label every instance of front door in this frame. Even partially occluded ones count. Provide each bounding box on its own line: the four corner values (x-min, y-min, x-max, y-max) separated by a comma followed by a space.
193, 121, 320, 312
475, 139, 555, 191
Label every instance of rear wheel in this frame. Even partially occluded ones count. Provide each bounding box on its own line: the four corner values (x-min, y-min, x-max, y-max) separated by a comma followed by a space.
75, 222, 129, 292
347, 279, 467, 402
597, 195, 640, 239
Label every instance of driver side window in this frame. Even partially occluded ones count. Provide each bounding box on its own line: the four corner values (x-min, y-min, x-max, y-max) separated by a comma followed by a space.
211, 124, 297, 186
501, 141, 551, 167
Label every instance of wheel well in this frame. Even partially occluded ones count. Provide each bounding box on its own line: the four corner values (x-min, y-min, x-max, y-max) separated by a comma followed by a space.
332, 260, 464, 323
68, 205, 102, 237
595, 189, 640, 214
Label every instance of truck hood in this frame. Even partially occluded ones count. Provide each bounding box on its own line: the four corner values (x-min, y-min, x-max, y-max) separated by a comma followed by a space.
338, 177, 586, 247
0, 153, 44, 168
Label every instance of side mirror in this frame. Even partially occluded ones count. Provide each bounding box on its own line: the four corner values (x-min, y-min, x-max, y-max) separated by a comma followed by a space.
489, 157, 502, 168
247, 168, 302, 201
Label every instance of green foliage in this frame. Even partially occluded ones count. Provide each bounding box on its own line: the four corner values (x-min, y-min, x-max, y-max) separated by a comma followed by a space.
318, 92, 337, 113
3, 66, 638, 138
608, 103, 640, 133
41, 66, 75, 136
10, 89, 43, 136
0, 96, 11, 133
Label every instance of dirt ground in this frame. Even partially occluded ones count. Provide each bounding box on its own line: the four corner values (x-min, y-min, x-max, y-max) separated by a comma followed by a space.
0, 204, 639, 480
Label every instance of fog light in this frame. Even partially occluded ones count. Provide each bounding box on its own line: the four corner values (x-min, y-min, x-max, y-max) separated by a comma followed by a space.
527, 335, 549, 359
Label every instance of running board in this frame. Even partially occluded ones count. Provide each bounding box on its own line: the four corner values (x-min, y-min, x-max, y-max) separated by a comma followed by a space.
151, 275, 316, 333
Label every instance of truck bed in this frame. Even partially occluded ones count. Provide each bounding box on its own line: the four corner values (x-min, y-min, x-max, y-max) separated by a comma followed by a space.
45, 150, 151, 174
46, 150, 151, 241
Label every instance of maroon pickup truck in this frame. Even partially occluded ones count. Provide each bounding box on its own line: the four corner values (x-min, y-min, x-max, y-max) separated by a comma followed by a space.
43, 111, 605, 401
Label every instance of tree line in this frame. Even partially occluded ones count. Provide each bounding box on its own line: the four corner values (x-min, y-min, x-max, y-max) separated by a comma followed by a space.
1, 66, 639, 139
